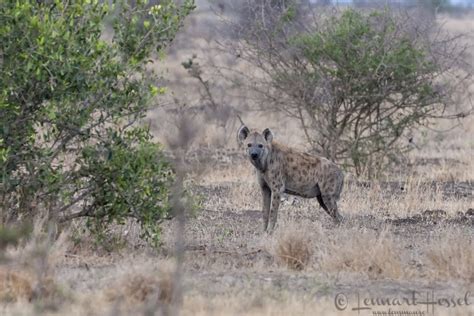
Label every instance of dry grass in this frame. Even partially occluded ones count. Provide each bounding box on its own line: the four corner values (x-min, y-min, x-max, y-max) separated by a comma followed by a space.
340, 176, 472, 218
179, 295, 474, 316
424, 228, 474, 281
2, 294, 472, 316
2, 167, 472, 315
266, 221, 409, 280
318, 228, 406, 280
104, 262, 176, 306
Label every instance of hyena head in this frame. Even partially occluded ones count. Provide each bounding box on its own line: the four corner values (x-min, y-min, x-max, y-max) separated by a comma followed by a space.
237, 125, 273, 171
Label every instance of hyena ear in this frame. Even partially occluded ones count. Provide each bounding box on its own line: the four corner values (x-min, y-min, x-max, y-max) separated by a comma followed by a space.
262, 128, 273, 143
237, 125, 250, 145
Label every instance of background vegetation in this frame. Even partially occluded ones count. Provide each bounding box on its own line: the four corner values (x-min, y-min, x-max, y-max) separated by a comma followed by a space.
219, 1, 472, 176
0, 0, 472, 315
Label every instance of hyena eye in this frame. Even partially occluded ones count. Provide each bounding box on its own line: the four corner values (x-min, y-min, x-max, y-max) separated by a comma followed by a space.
247, 143, 252, 147
258, 144, 263, 148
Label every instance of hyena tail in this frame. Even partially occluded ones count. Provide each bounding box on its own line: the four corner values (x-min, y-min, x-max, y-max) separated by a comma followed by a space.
316, 194, 332, 217
315, 183, 331, 217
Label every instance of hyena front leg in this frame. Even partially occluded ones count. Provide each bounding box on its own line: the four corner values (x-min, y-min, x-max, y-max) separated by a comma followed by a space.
267, 189, 282, 233
258, 175, 271, 231
321, 195, 343, 223
260, 184, 271, 231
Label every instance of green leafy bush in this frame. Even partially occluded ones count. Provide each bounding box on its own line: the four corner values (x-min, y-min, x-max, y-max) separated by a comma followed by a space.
290, 9, 439, 173
227, 4, 470, 177
0, 0, 194, 245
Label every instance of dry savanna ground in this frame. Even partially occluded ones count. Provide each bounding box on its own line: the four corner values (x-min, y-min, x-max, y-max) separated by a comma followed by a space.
1, 7, 473, 316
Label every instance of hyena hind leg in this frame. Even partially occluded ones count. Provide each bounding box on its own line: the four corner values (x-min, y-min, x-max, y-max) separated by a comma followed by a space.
319, 195, 344, 224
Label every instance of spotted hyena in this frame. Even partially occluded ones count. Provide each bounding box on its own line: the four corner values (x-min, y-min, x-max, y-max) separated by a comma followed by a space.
237, 125, 344, 232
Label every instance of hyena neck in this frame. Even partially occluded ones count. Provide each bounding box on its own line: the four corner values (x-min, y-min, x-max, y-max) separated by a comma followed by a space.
252, 156, 267, 173
270, 141, 288, 153
259, 144, 278, 173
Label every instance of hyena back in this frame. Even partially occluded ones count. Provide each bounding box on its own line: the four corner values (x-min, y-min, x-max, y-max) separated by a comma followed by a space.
237, 125, 344, 232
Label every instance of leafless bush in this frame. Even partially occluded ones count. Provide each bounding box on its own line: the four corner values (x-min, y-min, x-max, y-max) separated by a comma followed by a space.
178, 55, 243, 147
160, 94, 206, 315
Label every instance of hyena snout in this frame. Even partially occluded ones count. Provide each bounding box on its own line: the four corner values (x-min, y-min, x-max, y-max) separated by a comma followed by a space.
249, 149, 260, 160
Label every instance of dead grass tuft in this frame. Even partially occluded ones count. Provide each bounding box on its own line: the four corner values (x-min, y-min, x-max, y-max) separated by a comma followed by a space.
276, 231, 312, 271
0, 268, 33, 302
105, 269, 175, 306
2, 217, 71, 311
